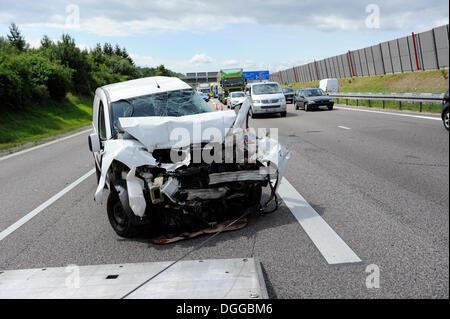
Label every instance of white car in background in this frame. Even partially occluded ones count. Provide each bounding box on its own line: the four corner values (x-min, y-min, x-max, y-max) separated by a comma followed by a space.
319, 78, 339, 93
227, 91, 246, 109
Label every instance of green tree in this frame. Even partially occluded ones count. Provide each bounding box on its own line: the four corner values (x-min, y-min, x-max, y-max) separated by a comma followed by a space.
114, 44, 122, 56
40, 35, 53, 49
119, 47, 133, 64
154, 65, 170, 76
90, 43, 104, 64
0, 36, 9, 49
103, 42, 113, 55
7, 23, 26, 51
52, 34, 93, 94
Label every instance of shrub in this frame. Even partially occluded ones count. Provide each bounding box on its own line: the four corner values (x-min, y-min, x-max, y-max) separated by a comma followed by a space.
46, 63, 73, 100
0, 52, 32, 111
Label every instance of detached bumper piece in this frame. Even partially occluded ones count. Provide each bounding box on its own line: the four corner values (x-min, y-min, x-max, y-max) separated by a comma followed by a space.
208, 169, 276, 185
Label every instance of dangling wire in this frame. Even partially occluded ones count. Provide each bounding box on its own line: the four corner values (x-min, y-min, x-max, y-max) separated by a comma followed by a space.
258, 170, 280, 215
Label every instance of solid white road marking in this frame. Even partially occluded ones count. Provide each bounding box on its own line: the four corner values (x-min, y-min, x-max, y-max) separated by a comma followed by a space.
0, 169, 95, 242
277, 178, 362, 265
0, 128, 92, 162
335, 106, 441, 121
338, 126, 351, 130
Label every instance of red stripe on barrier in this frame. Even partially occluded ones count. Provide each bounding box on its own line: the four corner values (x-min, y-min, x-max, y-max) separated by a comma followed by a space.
412, 32, 420, 71
314, 60, 319, 80
348, 50, 355, 77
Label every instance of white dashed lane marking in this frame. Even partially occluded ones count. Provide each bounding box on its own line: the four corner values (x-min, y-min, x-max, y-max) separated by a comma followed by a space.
0, 169, 95, 242
335, 106, 441, 121
277, 178, 362, 265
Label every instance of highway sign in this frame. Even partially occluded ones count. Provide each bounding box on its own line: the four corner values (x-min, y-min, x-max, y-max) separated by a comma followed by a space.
243, 71, 270, 81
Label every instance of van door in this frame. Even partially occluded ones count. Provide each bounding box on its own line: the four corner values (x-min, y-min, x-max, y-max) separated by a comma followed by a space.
93, 100, 107, 170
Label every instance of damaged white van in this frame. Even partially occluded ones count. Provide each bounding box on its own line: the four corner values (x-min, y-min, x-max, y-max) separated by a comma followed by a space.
88, 77, 290, 242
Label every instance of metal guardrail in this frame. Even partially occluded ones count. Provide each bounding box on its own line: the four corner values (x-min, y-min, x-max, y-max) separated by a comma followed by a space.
328, 92, 445, 112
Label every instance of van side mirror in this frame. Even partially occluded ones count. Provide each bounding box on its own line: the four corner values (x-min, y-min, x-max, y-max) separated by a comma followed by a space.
88, 133, 101, 153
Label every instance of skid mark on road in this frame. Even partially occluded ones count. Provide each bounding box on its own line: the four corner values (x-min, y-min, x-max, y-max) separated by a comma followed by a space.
0, 169, 95, 242
277, 178, 362, 265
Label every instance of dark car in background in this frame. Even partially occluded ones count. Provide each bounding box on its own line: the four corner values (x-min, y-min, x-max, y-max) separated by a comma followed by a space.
294, 88, 334, 111
282, 87, 295, 103
442, 90, 449, 130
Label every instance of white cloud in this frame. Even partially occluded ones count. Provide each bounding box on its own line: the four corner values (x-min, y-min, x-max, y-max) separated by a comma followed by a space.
222, 59, 240, 67
0, 0, 447, 36
131, 53, 215, 72
189, 53, 214, 65
27, 38, 43, 49
131, 52, 290, 74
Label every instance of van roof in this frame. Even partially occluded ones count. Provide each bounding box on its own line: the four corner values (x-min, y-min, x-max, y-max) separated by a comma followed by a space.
100, 76, 191, 102
247, 81, 279, 87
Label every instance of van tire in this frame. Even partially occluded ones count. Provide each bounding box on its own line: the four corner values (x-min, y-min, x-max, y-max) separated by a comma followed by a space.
280, 111, 287, 117
107, 191, 139, 238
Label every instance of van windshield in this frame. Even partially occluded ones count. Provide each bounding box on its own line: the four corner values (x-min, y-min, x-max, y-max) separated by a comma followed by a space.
252, 84, 282, 95
110, 89, 212, 134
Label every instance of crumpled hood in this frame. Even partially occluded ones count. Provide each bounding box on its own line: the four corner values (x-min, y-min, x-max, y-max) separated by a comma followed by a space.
118, 110, 237, 151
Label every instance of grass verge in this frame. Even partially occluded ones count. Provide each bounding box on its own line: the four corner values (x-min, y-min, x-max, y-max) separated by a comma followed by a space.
284, 69, 448, 113
0, 93, 93, 152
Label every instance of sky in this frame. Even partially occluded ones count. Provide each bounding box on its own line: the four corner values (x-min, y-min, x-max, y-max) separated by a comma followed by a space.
0, 0, 448, 74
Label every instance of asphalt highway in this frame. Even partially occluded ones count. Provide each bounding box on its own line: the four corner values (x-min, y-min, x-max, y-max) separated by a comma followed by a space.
0, 101, 448, 298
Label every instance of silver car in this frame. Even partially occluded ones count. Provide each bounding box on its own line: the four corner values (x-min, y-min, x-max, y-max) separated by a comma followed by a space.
227, 91, 246, 109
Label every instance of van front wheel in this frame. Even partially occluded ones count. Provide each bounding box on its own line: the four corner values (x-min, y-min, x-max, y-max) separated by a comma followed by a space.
107, 191, 139, 238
